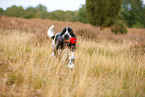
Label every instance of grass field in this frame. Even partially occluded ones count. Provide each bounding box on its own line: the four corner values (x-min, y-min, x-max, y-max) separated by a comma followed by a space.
0, 15, 145, 97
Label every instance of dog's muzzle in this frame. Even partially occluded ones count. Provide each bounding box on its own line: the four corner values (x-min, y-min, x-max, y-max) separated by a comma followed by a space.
64, 34, 70, 40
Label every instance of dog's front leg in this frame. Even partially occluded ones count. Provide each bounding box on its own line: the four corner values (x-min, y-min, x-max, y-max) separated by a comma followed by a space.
67, 51, 75, 68
70, 52, 75, 62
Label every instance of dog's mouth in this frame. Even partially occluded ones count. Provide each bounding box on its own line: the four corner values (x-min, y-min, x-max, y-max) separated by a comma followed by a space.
64, 39, 70, 43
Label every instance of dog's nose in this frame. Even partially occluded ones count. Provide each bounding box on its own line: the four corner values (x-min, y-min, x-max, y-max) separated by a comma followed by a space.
64, 34, 69, 39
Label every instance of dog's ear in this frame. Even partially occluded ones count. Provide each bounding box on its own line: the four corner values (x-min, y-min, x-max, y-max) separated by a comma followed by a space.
68, 27, 73, 33
68, 27, 76, 37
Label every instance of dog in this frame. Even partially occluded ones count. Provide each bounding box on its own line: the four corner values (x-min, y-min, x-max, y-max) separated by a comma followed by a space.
47, 25, 77, 68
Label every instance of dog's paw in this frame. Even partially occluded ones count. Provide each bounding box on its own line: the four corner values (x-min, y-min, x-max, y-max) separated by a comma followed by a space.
67, 61, 75, 68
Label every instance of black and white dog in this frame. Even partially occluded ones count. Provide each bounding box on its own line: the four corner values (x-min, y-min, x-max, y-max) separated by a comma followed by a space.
47, 25, 77, 68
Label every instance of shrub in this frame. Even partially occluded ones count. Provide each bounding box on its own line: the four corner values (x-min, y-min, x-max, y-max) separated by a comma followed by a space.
111, 20, 127, 34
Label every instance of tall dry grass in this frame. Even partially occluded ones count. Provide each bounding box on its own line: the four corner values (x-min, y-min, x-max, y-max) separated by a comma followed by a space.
0, 29, 144, 97
0, 16, 145, 97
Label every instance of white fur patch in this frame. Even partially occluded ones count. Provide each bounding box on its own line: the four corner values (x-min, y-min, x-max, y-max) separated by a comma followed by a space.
47, 25, 55, 38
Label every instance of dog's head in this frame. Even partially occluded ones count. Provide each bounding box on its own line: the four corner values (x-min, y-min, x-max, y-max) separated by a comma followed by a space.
60, 27, 75, 41
59, 27, 77, 51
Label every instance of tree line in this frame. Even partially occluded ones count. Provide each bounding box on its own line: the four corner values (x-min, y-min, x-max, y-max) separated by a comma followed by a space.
0, 0, 145, 33
0, 4, 82, 22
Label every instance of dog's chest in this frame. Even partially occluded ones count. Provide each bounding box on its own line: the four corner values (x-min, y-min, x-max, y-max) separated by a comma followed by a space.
63, 42, 70, 48
58, 47, 71, 62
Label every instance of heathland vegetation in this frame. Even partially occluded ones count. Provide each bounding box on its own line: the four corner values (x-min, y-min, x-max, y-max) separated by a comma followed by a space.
0, 0, 145, 96
0, 15, 145, 97
0, 0, 145, 30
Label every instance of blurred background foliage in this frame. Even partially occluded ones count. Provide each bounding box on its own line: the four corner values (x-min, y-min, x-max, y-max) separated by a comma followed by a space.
0, 0, 145, 33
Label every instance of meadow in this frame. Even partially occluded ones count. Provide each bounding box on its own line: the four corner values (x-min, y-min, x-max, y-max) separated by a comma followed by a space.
0, 15, 145, 97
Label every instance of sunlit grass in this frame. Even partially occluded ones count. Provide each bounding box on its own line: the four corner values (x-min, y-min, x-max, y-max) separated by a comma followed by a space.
0, 29, 144, 97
